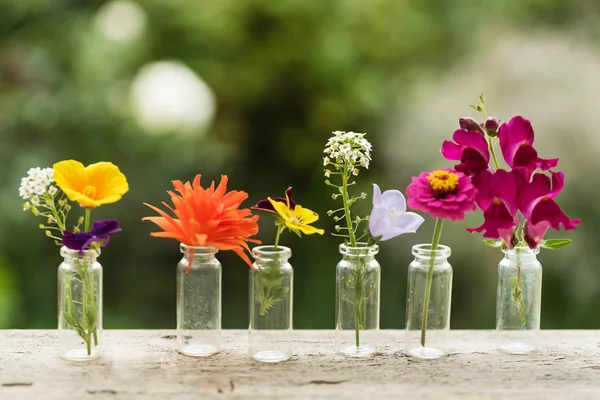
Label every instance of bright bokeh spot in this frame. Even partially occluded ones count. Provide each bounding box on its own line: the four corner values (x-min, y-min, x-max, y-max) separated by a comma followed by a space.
95, 0, 146, 42
130, 61, 216, 135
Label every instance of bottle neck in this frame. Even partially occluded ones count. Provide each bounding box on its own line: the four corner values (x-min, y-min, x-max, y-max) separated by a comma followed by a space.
252, 245, 291, 266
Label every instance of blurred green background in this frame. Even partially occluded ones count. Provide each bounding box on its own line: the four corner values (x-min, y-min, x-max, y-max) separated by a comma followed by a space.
1, 0, 598, 330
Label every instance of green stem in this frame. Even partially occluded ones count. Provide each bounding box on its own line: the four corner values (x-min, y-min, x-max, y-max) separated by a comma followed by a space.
273, 225, 284, 251
420, 218, 444, 347
354, 265, 363, 348
341, 168, 357, 247
513, 247, 526, 326
488, 137, 500, 170
84, 209, 91, 232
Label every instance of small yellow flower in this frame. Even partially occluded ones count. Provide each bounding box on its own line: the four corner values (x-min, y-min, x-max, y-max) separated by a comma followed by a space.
53, 160, 129, 209
268, 197, 325, 236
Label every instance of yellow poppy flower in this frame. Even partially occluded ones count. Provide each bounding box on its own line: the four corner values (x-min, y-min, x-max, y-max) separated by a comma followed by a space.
268, 197, 324, 235
53, 160, 129, 209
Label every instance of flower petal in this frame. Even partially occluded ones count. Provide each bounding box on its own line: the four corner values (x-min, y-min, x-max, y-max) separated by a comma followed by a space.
372, 183, 382, 207
383, 212, 424, 240
441, 140, 463, 161
294, 205, 319, 225
498, 116, 535, 168
380, 189, 406, 214
452, 129, 489, 159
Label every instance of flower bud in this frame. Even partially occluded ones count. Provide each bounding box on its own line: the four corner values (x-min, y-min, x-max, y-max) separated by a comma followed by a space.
334, 225, 341, 232
459, 117, 484, 134
484, 117, 499, 137
326, 210, 334, 216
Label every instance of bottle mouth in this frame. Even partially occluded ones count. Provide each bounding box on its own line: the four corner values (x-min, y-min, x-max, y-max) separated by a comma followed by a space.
339, 242, 379, 257
502, 246, 540, 256
411, 243, 451, 259
179, 243, 218, 255
252, 245, 292, 259
60, 246, 100, 259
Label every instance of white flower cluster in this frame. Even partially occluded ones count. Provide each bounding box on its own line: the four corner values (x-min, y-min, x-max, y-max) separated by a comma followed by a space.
323, 131, 372, 172
19, 167, 57, 208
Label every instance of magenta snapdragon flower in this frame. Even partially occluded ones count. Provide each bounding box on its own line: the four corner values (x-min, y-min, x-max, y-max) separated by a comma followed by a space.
406, 169, 477, 221
498, 116, 558, 180
441, 129, 490, 176
466, 169, 520, 247
517, 171, 580, 232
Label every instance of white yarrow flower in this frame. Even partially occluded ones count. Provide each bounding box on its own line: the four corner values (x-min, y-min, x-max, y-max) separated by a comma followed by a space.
19, 167, 56, 201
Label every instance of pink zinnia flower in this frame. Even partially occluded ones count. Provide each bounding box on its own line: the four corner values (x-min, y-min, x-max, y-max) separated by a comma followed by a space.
467, 169, 520, 247
498, 116, 558, 180
406, 169, 477, 221
441, 129, 490, 176
516, 171, 580, 232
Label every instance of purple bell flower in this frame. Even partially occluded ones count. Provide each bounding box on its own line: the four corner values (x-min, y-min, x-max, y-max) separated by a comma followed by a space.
369, 184, 424, 241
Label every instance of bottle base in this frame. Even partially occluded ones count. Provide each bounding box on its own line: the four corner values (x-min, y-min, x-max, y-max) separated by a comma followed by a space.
252, 350, 291, 363
339, 345, 376, 357
499, 342, 536, 354
405, 346, 445, 359
60, 349, 98, 361
178, 344, 220, 357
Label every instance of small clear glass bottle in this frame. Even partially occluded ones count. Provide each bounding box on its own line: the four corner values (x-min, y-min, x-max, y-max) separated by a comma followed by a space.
496, 246, 542, 354
249, 245, 293, 363
177, 244, 222, 357
405, 244, 452, 359
58, 246, 103, 361
335, 243, 381, 357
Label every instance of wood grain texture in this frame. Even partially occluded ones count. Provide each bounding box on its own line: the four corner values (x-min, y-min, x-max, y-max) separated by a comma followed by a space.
1, 330, 599, 399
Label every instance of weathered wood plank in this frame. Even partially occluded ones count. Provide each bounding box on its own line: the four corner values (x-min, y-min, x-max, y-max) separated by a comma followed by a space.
1, 330, 599, 399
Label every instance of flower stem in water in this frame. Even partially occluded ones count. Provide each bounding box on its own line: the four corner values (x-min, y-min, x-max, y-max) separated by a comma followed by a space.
420, 218, 444, 347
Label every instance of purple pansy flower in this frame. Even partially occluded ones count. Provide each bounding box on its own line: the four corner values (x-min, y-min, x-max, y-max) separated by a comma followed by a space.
369, 184, 424, 241
252, 186, 296, 213
62, 219, 121, 254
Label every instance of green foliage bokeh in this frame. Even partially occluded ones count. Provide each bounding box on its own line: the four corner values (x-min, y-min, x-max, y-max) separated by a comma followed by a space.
1, 0, 598, 330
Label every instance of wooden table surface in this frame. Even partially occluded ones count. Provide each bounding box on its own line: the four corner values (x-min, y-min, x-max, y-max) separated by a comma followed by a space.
1, 330, 599, 399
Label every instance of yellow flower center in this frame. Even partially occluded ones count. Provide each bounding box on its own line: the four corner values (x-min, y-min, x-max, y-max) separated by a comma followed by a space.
82, 185, 97, 199
389, 208, 400, 220
427, 170, 459, 196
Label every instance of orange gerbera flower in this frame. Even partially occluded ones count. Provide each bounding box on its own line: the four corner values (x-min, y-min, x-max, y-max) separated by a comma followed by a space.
142, 175, 260, 269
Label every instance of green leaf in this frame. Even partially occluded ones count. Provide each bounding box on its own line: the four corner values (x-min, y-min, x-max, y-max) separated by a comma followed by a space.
479, 92, 485, 105
540, 239, 572, 250
63, 313, 81, 329
469, 104, 483, 112
483, 239, 503, 248
509, 276, 517, 291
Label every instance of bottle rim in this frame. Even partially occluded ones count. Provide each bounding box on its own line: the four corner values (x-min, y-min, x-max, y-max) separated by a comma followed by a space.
339, 242, 379, 256
60, 246, 100, 259
502, 245, 540, 256
180, 243, 219, 254
252, 245, 292, 259
411, 243, 451, 258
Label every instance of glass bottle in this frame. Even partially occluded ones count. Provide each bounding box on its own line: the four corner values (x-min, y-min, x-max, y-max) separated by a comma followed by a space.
496, 246, 542, 354
58, 246, 103, 361
335, 243, 381, 357
177, 244, 222, 357
249, 245, 293, 363
405, 244, 452, 359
